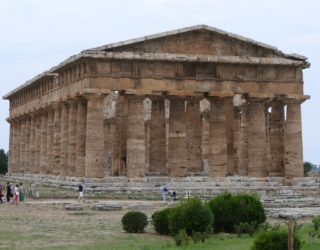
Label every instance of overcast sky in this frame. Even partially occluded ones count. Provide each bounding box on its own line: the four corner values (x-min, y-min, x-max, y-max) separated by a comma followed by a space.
1, 0, 319, 164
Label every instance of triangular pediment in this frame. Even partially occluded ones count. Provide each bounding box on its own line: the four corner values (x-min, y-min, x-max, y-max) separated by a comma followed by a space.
86, 25, 296, 59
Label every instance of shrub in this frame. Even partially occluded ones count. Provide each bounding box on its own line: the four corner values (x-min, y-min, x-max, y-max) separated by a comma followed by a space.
208, 192, 266, 233
168, 197, 213, 237
312, 215, 320, 230
121, 211, 148, 233
174, 229, 193, 247
251, 227, 301, 250
234, 221, 257, 237
152, 208, 174, 235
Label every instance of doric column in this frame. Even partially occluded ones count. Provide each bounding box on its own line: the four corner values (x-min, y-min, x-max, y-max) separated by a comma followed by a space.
53, 104, 62, 175
126, 95, 146, 178
46, 108, 54, 175
149, 97, 167, 175
34, 113, 41, 173
269, 101, 285, 177
168, 97, 187, 177
186, 97, 202, 173
40, 111, 48, 174
208, 97, 228, 177
201, 111, 210, 175
238, 104, 249, 175
14, 119, 21, 173
24, 115, 31, 173
112, 95, 128, 176
84, 93, 106, 178
248, 98, 268, 177
225, 98, 235, 176
67, 100, 78, 177
19, 117, 26, 173
60, 103, 69, 176
8, 119, 17, 174
284, 101, 304, 179
104, 120, 113, 176
233, 107, 241, 174
75, 99, 87, 177
29, 113, 36, 173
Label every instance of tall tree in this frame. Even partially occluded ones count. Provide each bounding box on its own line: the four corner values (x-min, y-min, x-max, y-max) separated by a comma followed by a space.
0, 149, 8, 174
304, 161, 316, 177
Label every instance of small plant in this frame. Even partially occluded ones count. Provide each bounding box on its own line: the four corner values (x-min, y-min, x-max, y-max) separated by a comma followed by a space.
234, 221, 257, 237
251, 226, 301, 250
121, 211, 148, 233
174, 229, 193, 247
312, 215, 320, 230
152, 208, 174, 235
168, 197, 213, 236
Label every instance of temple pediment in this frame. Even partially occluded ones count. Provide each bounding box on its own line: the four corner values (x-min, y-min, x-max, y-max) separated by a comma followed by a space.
86, 25, 305, 60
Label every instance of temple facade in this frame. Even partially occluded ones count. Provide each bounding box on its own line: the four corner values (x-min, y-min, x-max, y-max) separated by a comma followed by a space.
3, 25, 310, 181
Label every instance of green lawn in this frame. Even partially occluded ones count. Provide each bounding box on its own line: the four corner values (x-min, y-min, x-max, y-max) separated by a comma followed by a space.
0, 203, 319, 250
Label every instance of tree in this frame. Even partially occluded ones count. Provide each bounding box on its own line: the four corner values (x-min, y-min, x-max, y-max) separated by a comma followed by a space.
304, 161, 316, 177
0, 149, 8, 174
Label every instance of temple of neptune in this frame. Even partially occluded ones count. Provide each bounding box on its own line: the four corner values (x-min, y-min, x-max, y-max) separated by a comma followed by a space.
3, 25, 310, 184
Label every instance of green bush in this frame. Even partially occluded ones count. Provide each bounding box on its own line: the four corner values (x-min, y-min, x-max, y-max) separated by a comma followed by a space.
168, 197, 213, 236
121, 211, 148, 233
234, 222, 257, 237
174, 229, 193, 247
209, 193, 266, 233
251, 227, 301, 250
152, 208, 173, 235
312, 215, 320, 230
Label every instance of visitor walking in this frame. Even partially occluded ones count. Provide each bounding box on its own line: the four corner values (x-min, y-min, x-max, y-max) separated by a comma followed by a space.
6, 182, 12, 203
160, 184, 168, 202
0, 183, 3, 204
78, 181, 85, 202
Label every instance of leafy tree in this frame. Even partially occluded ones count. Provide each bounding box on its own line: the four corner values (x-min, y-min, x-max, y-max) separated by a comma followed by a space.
304, 161, 316, 176
0, 149, 8, 174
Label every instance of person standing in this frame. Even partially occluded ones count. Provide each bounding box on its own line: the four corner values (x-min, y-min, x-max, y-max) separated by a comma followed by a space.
160, 184, 168, 202
13, 184, 19, 205
6, 182, 12, 203
78, 181, 85, 202
19, 183, 25, 202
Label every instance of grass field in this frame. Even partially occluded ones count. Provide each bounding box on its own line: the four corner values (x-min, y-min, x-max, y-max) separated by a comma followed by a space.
0, 201, 319, 250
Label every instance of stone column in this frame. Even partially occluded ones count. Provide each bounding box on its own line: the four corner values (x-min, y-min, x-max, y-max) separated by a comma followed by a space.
24, 116, 31, 173
233, 107, 241, 175
40, 111, 48, 174
60, 103, 69, 176
238, 104, 249, 176
34, 113, 41, 173
75, 99, 87, 178
208, 97, 228, 177
126, 95, 146, 178
201, 112, 210, 175
269, 101, 285, 177
46, 108, 54, 175
168, 97, 187, 177
19, 117, 26, 173
225, 98, 235, 176
13, 120, 20, 173
104, 120, 113, 176
67, 100, 78, 177
29, 113, 36, 173
53, 104, 62, 175
8, 120, 17, 174
186, 98, 202, 173
112, 95, 128, 176
248, 99, 268, 177
84, 93, 106, 178
284, 101, 304, 179
149, 97, 167, 175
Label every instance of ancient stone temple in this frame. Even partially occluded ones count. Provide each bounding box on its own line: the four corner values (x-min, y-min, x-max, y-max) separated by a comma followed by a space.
3, 25, 310, 182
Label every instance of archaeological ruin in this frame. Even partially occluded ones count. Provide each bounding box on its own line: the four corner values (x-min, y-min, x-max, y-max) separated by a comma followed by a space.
3, 25, 310, 185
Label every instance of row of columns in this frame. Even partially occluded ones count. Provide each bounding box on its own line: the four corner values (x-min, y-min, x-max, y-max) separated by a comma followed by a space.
8, 93, 304, 179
